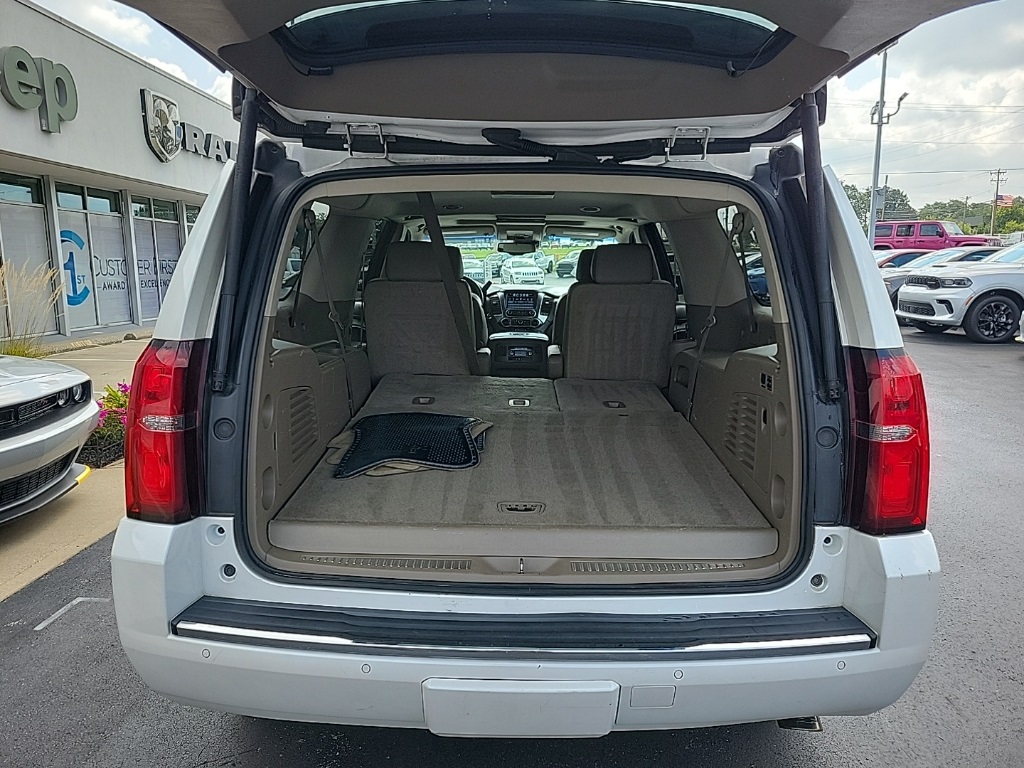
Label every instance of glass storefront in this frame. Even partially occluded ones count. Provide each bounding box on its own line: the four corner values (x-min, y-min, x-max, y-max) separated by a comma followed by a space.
0, 170, 202, 338
132, 195, 182, 321
0, 172, 59, 337
55, 183, 132, 329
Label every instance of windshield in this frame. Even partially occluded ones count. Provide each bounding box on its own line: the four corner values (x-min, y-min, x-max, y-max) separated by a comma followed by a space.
507, 258, 536, 268
282, 0, 788, 72
987, 243, 1024, 264
905, 250, 960, 269
942, 221, 965, 235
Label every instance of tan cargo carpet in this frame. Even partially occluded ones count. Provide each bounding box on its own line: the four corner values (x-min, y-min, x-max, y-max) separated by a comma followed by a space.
269, 374, 776, 559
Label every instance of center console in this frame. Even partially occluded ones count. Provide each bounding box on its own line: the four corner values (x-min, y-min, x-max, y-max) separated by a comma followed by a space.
489, 332, 550, 378
486, 289, 555, 331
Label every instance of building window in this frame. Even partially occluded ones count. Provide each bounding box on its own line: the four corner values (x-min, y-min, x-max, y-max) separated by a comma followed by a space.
87, 188, 121, 214
55, 183, 86, 210
0, 172, 44, 205
131, 196, 152, 218
152, 198, 178, 222
185, 204, 201, 237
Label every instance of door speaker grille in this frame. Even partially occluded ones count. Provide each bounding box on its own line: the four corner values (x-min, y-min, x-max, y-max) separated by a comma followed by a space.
723, 394, 758, 473
286, 387, 318, 467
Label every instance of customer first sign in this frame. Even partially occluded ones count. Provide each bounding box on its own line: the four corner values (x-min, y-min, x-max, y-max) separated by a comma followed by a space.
0, 45, 78, 133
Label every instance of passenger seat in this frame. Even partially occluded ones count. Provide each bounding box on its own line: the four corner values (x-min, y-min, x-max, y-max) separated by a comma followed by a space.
554, 244, 676, 386
363, 242, 489, 380
551, 248, 595, 347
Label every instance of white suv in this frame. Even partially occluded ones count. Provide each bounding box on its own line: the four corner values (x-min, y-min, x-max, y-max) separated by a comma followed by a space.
896, 243, 1024, 342
110, 0, 974, 738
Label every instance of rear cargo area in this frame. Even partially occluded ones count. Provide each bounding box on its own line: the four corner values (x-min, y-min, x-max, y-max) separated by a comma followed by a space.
268, 374, 777, 562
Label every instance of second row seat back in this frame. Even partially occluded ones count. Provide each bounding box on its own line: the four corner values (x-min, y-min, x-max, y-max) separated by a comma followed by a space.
551, 248, 595, 346
561, 244, 676, 386
364, 242, 488, 381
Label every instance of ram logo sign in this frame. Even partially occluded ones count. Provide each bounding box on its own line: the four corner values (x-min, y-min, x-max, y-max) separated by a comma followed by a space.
141, 88, 235, 164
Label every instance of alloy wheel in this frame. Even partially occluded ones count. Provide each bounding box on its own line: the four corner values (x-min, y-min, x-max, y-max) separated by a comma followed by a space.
977, 300, 1015, 339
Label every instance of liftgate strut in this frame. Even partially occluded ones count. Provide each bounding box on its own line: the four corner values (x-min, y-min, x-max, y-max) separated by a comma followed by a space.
211, 86, 259, 392
799, 92, 843, 402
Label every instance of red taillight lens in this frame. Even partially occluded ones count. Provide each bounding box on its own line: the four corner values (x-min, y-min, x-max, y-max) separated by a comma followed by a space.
847, 348, 930, 535
125, 339, 208, 523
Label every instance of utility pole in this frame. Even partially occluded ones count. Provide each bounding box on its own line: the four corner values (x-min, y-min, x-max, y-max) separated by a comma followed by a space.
990, 169, 1007, 235
963, 195, 970, 225
867, 49, 909, 247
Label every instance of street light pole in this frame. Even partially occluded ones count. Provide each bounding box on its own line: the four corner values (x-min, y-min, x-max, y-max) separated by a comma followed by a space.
867, 51, 888, 248
866, 50, 908, 248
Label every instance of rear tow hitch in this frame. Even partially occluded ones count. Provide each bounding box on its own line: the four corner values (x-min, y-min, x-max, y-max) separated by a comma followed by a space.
777, 716, 823, 732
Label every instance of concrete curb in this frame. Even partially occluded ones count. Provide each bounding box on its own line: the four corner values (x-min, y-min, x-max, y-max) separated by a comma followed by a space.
43, 329, 154, 356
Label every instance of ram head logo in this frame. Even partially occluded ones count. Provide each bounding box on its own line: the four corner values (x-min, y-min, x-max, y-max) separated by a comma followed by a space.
142, 89, 182, 163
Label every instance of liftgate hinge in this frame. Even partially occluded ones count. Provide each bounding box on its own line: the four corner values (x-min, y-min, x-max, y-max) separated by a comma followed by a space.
345, 123, 388, 159
666, 127, 711, 161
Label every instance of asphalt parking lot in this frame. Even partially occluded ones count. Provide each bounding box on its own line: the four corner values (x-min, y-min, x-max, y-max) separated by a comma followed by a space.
0, 329, 1022, 767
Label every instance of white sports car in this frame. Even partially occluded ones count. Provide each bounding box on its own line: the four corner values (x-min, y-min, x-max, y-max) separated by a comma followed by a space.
0, 356, 97, 525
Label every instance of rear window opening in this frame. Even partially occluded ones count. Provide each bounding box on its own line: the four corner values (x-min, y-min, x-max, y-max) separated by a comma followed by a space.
240, 174, 806, 587
278, 0, 791, 70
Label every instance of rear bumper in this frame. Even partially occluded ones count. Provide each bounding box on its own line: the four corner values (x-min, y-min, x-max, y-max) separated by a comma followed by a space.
112, 520, 940, 734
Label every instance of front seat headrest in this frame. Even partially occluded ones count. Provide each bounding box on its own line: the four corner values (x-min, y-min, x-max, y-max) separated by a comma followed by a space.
575, 248, 597, 284
590, 244, 657, 284
383, 242, 463, 282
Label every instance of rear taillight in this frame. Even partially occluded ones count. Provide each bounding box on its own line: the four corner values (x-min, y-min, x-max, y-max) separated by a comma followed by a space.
125, 339, 208, 524
846, 348, 930, 535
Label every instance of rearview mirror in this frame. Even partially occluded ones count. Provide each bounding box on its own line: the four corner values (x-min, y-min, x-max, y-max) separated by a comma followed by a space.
498, 241, 538, 255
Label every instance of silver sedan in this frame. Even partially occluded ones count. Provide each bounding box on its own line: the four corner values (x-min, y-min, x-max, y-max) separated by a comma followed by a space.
0, 356, 98, 525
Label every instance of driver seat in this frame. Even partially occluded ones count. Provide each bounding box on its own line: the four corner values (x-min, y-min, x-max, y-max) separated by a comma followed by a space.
363, 242, 490, 381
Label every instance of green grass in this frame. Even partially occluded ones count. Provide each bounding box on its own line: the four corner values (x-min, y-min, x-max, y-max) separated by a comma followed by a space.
0, 337, 48, 358
461, 246, 581, 261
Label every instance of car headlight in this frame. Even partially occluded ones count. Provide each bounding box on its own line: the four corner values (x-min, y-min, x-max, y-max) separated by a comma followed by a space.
939, 277, 972, 288
72, 383, 85, 402
57, 389, 69, 407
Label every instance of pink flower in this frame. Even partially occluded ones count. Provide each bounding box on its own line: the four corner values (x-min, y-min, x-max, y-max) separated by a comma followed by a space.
117, 382, 131, 394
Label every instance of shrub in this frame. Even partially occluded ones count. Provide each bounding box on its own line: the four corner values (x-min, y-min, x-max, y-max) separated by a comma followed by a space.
0, 262, 62, 358
93, 382, 131, 443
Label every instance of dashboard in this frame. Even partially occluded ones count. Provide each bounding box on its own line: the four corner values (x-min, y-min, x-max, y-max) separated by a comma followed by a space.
484, 289, 557, 333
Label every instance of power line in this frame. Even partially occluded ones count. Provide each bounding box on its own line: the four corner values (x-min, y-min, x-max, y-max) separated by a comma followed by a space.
836, 166, 1024, 177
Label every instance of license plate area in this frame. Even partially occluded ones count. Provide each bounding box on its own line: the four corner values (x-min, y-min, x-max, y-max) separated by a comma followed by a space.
422, 678, 620, 737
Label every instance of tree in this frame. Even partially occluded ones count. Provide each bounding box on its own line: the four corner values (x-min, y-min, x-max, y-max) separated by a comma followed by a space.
917, 196, 1024, 235
882, 187, 917, 221
841, 182, 916, 232
842, 183, 870, 230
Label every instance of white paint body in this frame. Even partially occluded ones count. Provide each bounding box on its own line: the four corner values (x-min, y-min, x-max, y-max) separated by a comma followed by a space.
115, 147, 942, 732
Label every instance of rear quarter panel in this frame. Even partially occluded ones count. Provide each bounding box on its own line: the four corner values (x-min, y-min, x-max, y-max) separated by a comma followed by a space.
824, 167, 903, 351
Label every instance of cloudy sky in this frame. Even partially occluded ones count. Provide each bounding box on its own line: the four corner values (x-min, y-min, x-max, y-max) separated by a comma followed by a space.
33, 0, 1024, 209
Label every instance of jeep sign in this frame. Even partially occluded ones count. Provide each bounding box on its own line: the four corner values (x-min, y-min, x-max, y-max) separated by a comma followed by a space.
0, 46, 78, 133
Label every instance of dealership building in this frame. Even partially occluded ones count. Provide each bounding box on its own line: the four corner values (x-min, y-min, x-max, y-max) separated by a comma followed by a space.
0, 0, 238, 340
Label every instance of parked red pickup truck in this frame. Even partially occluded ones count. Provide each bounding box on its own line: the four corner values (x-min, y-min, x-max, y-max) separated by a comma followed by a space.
873, 220, 989, 250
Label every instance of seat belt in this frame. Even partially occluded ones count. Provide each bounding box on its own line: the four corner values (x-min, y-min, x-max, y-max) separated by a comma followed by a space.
685, 231, 738, 420
733, 212, 760, 336
416, 192, 482, 376
304, 209, 356, 414
304, 210, 349, 349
